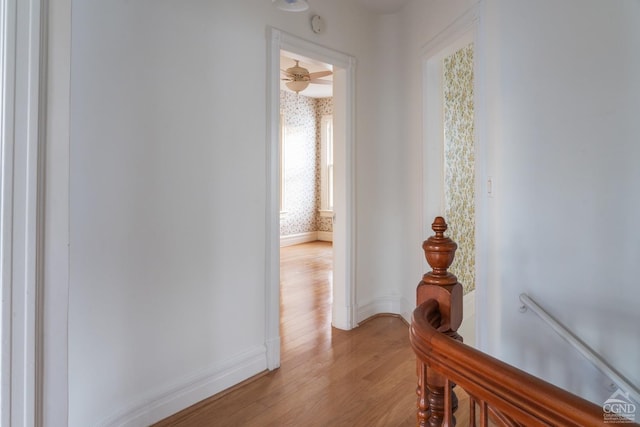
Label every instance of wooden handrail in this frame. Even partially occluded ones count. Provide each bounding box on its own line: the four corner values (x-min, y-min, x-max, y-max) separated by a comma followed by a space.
410, 217, 634, 427
519, 293, 640, 404
411, 300, 605, 426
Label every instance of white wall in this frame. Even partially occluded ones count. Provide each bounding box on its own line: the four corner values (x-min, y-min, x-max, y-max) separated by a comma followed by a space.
395, 0, 478, 318
354, 11, 409, 319
65, 0, 393, 425
52, 0, 640, 423
69, 2, 269, 423
400, 0, 640, 406
482, 0, 640, 405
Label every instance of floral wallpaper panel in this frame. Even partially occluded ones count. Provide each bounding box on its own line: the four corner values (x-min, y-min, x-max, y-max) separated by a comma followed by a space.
443, 43, 475, 294
280, 91, 333, 236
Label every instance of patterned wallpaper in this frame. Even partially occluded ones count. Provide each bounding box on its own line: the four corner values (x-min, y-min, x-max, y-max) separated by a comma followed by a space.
316, 98, 333, 233
280, 91, 333, 236
443, 43, 475, 294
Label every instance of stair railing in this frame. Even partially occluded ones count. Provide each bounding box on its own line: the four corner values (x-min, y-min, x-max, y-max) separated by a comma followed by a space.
410, 217, 615, 426
519, 293, 640, 404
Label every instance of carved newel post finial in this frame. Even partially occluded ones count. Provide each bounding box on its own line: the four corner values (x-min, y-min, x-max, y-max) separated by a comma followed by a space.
422, 217, 458, 285
416, 217, 464, 427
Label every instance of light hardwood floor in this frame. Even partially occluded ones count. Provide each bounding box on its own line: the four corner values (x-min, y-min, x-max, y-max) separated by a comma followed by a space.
154, 241, 472, 426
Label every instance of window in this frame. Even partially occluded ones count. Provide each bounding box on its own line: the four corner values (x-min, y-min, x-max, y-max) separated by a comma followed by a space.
320, 115, 333, 213
280, 113, 287, 216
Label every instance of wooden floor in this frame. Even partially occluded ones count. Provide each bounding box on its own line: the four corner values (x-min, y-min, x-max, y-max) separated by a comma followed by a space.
154, 241, 473, 427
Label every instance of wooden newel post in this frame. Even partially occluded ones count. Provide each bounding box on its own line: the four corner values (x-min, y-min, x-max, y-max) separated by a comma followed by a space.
416, 217, 463, 427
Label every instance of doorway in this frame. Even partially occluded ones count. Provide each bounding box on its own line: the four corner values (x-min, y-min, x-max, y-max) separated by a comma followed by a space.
422, 7, 484, 349
278, 52, 334, 247
278, 51, 335, 358
266, 28, 356, 370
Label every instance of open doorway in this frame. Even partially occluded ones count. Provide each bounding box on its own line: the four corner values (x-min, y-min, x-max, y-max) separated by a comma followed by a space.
278, 52, 334, 247
422, 7, 483, 349
266, 28, 356, 370
278, 51, 335, 361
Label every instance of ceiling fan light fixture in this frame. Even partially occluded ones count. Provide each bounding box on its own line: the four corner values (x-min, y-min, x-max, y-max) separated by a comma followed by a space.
286, 80, 310, 93
272, 0, 309, 12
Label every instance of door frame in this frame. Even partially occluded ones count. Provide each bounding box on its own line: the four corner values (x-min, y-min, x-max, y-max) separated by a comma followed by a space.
1, 0, 48, 423
265, 27, 357, 369
420, 5, 489, 350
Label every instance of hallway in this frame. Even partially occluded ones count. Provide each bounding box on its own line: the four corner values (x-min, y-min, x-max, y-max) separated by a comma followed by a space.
154, 242, 416, 426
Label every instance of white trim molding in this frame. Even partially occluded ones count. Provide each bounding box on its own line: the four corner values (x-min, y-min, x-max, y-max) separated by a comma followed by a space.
265, 27, 283, 370
280, 231, 334, 247
280, 232, 318, 247
43, 0, 71, 423
1, 0, 48, 424
420, 4, 480, 59
317, 231, 332, 242
98, 346, 267, 427
357, 295, 408, 323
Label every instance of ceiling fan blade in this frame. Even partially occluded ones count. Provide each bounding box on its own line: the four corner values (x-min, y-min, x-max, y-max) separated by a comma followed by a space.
310, 79, 332, 85
309, 70, 332, 79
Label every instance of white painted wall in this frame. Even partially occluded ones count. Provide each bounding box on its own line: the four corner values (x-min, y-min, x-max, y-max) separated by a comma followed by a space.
65, 0, 390, 425
48, 0, 640, 424
481, 0, 640, 405
354, 11, 409, 319
400, 0, 640, 406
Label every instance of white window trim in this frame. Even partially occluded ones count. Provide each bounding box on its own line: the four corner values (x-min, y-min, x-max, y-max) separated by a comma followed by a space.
279, 112, 287, 216
319, 114, 333, 213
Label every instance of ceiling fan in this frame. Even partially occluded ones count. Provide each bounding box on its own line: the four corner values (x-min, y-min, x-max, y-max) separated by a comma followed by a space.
281, 60, 332, 94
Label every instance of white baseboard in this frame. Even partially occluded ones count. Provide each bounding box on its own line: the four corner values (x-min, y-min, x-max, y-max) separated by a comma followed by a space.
99, 346, 267, 427
265, 336, 281, 370
280, 232, 317, 247
280, 231, 333, 246
357, 295, 408, 323
317, 231, 333, 242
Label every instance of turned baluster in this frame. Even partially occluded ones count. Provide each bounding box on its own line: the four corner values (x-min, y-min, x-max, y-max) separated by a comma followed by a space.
416, 217, 463, 427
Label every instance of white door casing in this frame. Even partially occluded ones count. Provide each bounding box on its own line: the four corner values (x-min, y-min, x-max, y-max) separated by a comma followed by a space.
1, 0, 48, 424
421, 5, 488, 350
266, 28, 357, 369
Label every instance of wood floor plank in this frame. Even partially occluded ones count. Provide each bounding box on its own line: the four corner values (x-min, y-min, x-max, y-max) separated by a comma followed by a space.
154, 241, 472, 426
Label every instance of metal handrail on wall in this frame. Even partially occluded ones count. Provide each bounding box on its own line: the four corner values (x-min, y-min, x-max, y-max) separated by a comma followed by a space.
519, 293, 640, 404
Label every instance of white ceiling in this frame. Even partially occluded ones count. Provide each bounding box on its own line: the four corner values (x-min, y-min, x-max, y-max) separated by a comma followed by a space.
354, 0, 410, 14
280, 52, 333, 98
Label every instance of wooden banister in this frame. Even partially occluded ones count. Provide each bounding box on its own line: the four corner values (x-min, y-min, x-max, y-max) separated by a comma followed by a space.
410, 217, 622, 427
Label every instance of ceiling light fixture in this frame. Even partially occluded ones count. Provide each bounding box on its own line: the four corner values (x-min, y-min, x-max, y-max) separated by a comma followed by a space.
285, 80, 310, 93
272, 0, 309, 12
